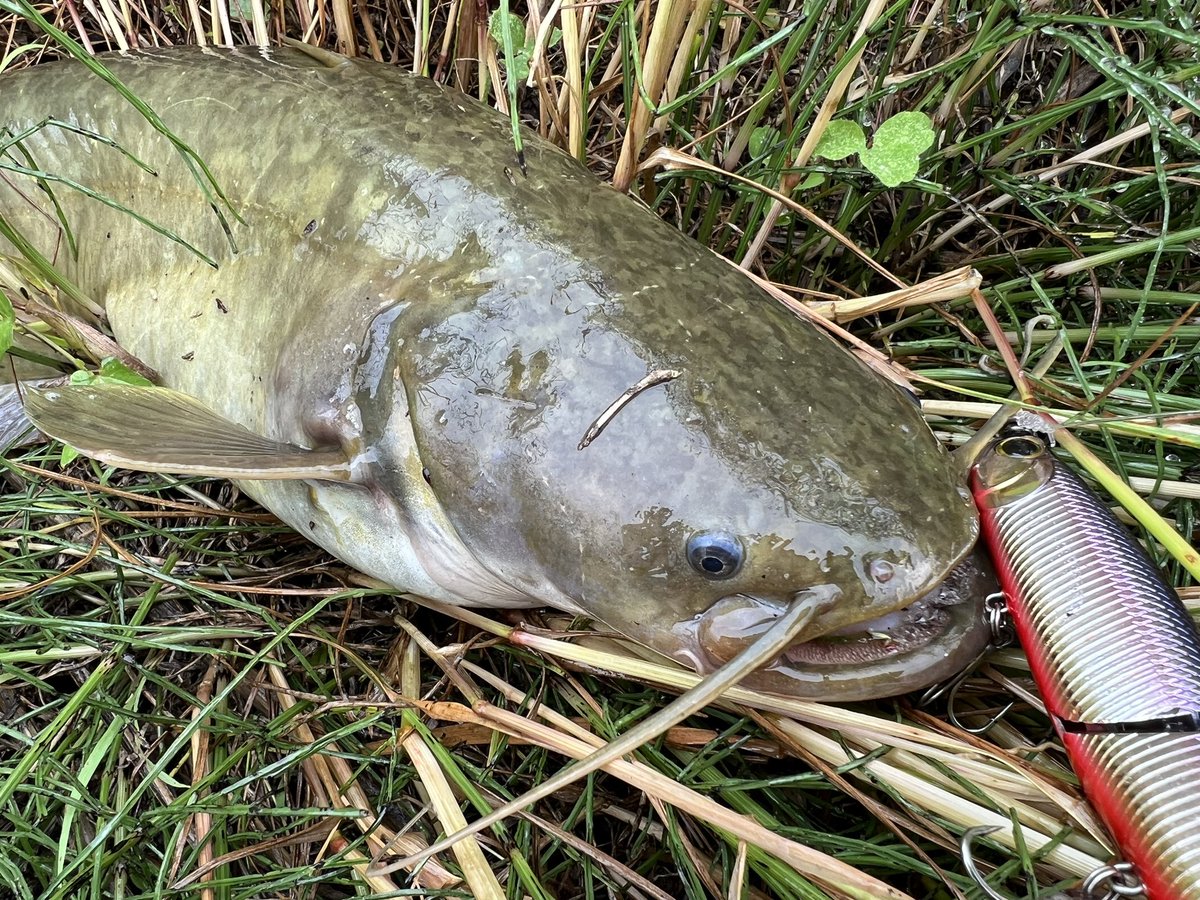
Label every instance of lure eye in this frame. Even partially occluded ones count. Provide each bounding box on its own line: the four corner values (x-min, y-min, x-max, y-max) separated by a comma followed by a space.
997, 435, 1045, 459
687, 532, 744, 579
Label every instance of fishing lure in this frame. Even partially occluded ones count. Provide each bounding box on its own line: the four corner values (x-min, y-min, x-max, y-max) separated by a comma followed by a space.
971, 432, 1200, 899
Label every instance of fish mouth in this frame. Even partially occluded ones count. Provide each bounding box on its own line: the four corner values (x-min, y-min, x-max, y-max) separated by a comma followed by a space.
681, 547, 996, 701
782, 585, 971, 666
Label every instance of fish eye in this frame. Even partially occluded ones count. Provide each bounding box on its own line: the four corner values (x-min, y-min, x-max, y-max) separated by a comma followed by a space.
997, 435, 1045, 459
686, 531, 744, 579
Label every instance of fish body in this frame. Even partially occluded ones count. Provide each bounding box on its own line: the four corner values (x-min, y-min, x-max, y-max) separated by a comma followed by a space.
972, 434, 1200, 898
1, 46, 988, 699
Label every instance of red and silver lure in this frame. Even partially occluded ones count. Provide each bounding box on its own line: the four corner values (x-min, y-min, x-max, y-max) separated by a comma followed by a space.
971, 433, 1200, 899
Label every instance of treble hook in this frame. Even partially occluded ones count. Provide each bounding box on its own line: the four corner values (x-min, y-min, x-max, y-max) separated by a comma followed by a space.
979, 314, 1058, 375
962, 826, 1147, 900
919, 594, 1016, 735
1082, 863, 1144, 898
916, 646, 988, 708
961, 826, 1010, 900
942, 592, 1016, 733
947, 675, 1016, 736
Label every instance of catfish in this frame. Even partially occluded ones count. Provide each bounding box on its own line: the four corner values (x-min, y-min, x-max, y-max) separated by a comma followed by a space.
0, 46, 990, 710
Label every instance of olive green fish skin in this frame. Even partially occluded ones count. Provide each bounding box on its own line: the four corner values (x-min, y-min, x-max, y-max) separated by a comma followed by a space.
0, 47, 987, 699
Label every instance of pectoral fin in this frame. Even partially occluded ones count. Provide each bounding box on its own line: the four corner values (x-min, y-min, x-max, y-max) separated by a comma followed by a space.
23, 382, 353, 481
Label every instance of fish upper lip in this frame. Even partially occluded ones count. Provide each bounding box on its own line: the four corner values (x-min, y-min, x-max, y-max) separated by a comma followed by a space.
780, 593, 959, 666
777, 547, 994, 666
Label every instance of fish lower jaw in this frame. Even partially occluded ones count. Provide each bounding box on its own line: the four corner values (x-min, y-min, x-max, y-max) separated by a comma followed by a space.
780, 604, 953, 666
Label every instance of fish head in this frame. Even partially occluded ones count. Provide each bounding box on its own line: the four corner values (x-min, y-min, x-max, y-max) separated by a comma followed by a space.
529, 360, 993, 701
378, 257, 990, 700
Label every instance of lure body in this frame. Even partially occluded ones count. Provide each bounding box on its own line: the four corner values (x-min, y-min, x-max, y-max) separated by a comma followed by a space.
972, 434, 1200, 899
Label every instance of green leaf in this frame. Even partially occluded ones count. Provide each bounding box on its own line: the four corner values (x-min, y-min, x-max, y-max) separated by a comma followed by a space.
69, 358, 154, 388
488, 9, 526, 48
488, 9, 533, 80
0, 290, 13, 359
96, 357, 154, 386
814, 120, 866, 161
59, 359, 152, 463
749, 126, 777, 159
860, 111, 935, 187
795, 172, 824, 191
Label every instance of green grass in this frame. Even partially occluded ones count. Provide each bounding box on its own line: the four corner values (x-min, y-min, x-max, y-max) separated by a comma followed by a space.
1, 0, 1198, 897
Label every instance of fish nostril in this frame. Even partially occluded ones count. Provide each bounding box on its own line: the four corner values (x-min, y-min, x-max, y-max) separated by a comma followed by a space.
869, 559, 895, 584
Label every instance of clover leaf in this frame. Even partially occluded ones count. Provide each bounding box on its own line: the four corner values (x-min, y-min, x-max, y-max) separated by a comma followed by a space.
814, 111, 935, 188
814, 120, 866, 161
859, 111, 935, 187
